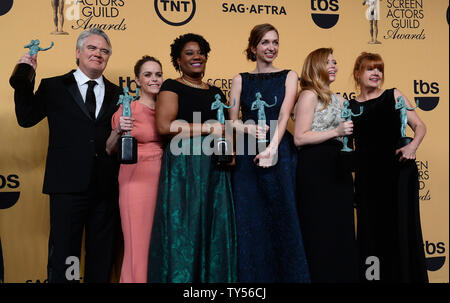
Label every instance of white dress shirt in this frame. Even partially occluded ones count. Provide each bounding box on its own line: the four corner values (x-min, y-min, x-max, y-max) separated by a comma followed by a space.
73, 68, 105, 118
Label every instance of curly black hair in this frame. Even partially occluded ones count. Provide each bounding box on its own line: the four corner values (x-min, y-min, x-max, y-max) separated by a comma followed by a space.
170, 33, 211, 72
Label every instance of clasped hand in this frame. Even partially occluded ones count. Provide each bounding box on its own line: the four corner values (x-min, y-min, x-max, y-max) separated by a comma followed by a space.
395, 143, 417, 162
336, 120, 354, 136
18, 53, 37, 70
117, 116, 134, 133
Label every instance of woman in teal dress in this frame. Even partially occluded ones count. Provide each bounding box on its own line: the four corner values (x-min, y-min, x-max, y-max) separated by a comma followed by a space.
147, 33, 237, 282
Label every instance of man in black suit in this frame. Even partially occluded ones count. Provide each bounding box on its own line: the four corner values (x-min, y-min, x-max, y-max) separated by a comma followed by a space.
10, 28, 122, 283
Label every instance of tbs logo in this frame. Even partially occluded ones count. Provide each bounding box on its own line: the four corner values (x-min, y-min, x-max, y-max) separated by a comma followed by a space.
414, 80, 439, 111
118, 76, 138, 94
0, 174, 20, 210
425, 241, 446, 271
0, 0, 13, 16
311, 0, 339, 29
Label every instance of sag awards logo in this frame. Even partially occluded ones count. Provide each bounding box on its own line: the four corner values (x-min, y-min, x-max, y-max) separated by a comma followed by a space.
207, 78, 233, 98
51, 0, 127, 35
221, 1, 287, 16
414, 80, 440, 111
311, 0, 339, 29
336, 91, 357, 101
384, 0, 425, 40
416, 160, 431, 201
361, 0, 381, 44
0, 0, 13, 16
154, 0, 196, 26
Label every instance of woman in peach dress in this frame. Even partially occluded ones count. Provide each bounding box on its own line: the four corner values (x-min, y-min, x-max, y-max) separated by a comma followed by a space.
106, 56, 164, 283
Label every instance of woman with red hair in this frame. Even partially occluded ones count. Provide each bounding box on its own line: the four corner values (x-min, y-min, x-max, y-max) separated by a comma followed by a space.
350, 52, 428, 282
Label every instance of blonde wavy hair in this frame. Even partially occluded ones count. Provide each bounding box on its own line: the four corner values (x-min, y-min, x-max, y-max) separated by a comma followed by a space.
299, 48, 334, 110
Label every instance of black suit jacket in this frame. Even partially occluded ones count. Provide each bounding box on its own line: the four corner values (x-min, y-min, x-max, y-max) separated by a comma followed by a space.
12, 69, 122, 194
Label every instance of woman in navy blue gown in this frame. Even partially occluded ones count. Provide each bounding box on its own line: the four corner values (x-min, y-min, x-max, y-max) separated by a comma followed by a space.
228, 23, 310, 282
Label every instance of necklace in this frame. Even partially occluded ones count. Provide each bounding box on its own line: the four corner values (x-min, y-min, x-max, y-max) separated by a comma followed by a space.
181, 77, 206, 89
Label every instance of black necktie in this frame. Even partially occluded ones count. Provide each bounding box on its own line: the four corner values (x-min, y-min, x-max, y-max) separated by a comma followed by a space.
85, 80, 97, 119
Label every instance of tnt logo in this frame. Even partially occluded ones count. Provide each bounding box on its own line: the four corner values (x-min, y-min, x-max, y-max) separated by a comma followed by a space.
0, 174, 20, 210
424, 241, 446, 272
154, 0, 196, 26
0, 0, 13, 16
311, 0, 340, 29
414, 80, 440, 111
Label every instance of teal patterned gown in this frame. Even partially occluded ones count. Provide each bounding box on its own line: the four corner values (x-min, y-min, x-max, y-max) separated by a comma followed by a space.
147, 79, 237, 282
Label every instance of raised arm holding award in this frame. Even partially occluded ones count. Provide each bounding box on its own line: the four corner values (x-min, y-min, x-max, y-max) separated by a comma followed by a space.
10, 39, 54, 88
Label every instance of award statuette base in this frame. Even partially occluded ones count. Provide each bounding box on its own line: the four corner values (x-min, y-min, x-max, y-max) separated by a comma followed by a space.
213, 138, 233, 164
118, 135, 137, 164
9, 63, 36, 89
340, 146, 353, 153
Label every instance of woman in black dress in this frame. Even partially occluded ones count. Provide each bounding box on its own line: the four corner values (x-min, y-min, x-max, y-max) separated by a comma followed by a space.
294, 48, 359, 282
350, 52, 428, 282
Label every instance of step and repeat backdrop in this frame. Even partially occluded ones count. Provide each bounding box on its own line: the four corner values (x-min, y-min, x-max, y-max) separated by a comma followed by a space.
0, 0, 448, 283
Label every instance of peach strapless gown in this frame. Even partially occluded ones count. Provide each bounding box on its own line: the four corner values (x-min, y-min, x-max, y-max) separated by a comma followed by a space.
112, 101, 164, 283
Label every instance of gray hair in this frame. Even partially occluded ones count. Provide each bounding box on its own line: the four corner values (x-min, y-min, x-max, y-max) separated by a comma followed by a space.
76, 28, 112, 65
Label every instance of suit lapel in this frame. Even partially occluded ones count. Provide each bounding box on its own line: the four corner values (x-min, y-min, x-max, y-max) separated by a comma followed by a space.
97, 77, 117, 121
63, 71, 92, 120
